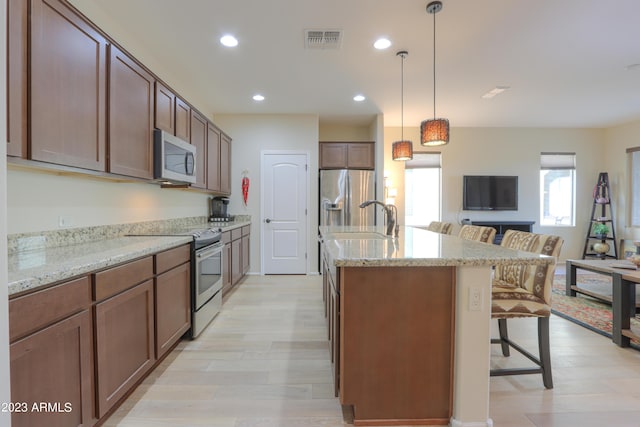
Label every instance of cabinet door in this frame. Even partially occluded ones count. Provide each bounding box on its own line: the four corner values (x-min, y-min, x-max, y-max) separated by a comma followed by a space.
220, 133, 232, 194
242, 234, 250, 275
231, 238, 242, 285
175, 97, 191, 141
222, 242, 232, 295
108, 45, 154, 179
155, 262, 190, 358
154, 82, 175, 134
95, 280, 155, 417
30, 0, 107, 170
190, 111, 208, 189
7, 0, 28, 157
347, 142, 375, 169
319, 142, 348, 169
10, 310, 93, 427
207, 123, 222, 192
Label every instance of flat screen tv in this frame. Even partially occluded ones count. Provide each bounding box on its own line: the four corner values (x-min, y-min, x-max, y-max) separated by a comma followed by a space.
463, 175, 518, 211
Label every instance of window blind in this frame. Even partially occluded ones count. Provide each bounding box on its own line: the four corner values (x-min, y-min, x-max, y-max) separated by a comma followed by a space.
540, 152, 576, 170
405, 152, 441, 169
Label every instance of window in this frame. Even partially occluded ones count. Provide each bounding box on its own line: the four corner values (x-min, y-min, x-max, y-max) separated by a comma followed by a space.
405, 152, 441, 226
540, 152, 576, 226
627, 147, 640, 226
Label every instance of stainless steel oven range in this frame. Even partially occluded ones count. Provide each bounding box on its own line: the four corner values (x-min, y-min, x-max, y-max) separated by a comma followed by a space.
130, 226, 223, 338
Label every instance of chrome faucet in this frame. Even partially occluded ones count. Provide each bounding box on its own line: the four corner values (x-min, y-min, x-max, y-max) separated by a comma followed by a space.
359, 200, 399, 237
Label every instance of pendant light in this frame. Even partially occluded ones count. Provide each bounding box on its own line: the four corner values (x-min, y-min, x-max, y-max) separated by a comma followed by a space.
421, 1, 449, 146
392, 50, 413, 161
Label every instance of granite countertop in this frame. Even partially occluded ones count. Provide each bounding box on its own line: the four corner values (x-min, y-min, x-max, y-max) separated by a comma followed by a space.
8, 235, 192, 296
319, 225, 556, 268
7, 216, 253, 296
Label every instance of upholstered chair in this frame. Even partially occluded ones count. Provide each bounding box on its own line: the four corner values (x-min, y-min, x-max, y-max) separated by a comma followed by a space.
458, 224, 497, 244
490, 229, 564, 389
426, 221, 453, 235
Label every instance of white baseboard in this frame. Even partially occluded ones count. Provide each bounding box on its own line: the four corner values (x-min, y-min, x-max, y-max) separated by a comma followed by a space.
450, 417, 494, 427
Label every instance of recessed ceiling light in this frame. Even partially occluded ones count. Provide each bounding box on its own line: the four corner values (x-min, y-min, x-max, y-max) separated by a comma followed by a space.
481, 86, 510, 99
220, 35, 238, 47
353, 94, 366, 102
253, 94, 265, 101
373, 38, 391, 50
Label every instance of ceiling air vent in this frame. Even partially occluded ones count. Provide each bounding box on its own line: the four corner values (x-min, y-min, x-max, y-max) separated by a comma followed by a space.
305, 29, 342, 49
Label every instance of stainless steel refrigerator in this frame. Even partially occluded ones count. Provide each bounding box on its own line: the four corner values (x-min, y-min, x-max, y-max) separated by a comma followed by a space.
319, 169, 376, 227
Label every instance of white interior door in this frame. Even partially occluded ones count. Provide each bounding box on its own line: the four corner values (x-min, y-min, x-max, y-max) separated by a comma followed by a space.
262, 152, 308, 274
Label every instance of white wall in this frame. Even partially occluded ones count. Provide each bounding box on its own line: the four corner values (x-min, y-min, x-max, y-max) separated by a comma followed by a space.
603, 119, 640, 241
214, 114, 320, 274
1, 0, 13, 422
7, 169, 210, 234
384, 125, 606, 260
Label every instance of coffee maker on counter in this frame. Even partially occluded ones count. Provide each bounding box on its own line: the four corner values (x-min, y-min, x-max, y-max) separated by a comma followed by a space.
209, 197, 232, 222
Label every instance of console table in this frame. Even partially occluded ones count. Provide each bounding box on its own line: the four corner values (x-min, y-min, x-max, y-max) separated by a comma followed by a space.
471, 220, 535, 244
565, 259, 639, 347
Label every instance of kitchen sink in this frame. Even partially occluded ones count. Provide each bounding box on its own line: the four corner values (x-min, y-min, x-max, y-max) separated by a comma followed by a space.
328, 231, 390, 240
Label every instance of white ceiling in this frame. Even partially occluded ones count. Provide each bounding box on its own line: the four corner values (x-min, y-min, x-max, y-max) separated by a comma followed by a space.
86, 0, 640, 128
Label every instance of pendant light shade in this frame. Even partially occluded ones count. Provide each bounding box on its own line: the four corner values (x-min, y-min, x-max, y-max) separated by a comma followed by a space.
421, 1, 449, 147
392, 50, 413, 161
420, 118, 449, 146
392, 140, 413, 160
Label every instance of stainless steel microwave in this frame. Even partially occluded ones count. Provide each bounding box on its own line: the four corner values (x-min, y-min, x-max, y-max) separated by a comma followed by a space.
154, 129, 196, 184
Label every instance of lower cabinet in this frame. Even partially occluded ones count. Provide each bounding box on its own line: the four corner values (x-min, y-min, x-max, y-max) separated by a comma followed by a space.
155, 259, 190, 359
94, 279, 155, 417
8, 243, 193, 426
9, 276, 94, 427
222, 225, 250, 298
10, 310, 94, 427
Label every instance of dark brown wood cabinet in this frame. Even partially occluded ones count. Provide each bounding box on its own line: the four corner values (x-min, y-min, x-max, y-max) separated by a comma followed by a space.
9, 276, 94, 427
108, 45, 154, 179
94, 257, 155, 417
155, 245, 191, 359
175, 97, 191, 141
222, 226, 250, 297
30, 0, 108, 171
154, 82, 175, 135
220, 133, 232, 194
7, 0, 28, 158
207, 123, 222, 192
190, 110, 208, 189
242, 226, 250, 275
319, 141, 375, 170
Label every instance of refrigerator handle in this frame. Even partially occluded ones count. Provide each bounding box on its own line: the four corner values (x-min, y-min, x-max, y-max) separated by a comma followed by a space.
345, 173, 351, 226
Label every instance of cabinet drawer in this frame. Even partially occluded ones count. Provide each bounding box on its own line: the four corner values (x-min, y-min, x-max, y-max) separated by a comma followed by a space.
155, 244, 190, 274
94, 256, 153, 301
231, 228, 242, 241
9, 276, 91, 343
242, 225, 250, 236
222, 230, 232, 244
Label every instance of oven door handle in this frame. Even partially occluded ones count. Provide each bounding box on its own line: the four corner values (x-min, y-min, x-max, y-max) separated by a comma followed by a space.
196, 242, 224, 259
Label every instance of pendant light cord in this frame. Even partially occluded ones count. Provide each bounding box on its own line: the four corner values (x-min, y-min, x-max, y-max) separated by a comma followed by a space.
401, 53, 405, 141
432, 9, 436, 119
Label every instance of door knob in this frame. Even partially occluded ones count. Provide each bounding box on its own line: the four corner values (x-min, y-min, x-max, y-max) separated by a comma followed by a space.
265, 218, 271, 223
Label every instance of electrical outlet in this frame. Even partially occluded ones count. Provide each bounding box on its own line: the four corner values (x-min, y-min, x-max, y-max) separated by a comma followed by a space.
58, 215, 74, 228
469, 287, 483, 311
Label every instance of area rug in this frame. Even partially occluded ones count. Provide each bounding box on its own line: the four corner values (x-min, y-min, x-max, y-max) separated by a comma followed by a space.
552, 273, 640, 346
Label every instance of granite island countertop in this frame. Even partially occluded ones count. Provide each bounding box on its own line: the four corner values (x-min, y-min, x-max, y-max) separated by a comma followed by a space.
319, 225, 556, 268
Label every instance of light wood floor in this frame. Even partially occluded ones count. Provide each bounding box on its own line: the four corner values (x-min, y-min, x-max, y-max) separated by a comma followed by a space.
103, 274, 640, 427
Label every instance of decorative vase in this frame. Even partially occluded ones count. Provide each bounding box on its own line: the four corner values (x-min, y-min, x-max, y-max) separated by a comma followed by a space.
593, 242, 610, 254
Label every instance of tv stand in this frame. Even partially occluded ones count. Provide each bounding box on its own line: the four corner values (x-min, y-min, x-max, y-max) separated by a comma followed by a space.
471, 220, 535, 244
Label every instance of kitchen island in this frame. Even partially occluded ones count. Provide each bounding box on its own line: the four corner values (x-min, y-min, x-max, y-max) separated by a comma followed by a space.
319, 225, 556, 427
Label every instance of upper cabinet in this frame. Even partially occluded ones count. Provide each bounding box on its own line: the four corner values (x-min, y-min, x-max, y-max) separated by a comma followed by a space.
108, 45, 155, 179
30, 0, 108, 171
6, 0, 233, 194
154, 82, 175, 135
190, 110, 207, 189
319, 141, 375, 170
7, 0, 28, 158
